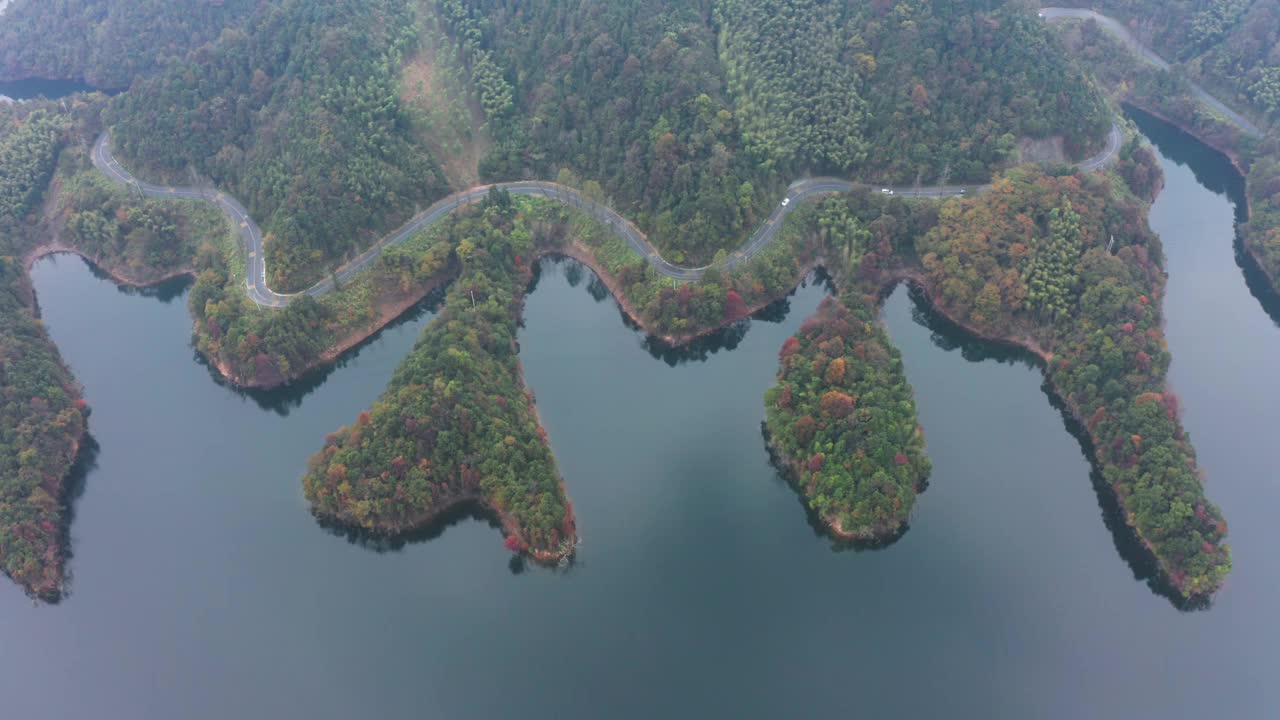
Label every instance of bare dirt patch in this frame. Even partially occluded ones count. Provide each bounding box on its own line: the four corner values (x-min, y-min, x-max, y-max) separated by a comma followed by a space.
401, 32, 490, 188
1017, 134, 1068, 165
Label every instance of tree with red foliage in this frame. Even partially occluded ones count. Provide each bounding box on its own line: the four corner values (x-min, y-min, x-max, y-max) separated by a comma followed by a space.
819, 390, 856, 418
780, 336, 801, 360
253, 354, 282, 386
776, 385, 793, 409
724, 290, 748, 321
676, 283, 694, 308
793, 415, 817, 446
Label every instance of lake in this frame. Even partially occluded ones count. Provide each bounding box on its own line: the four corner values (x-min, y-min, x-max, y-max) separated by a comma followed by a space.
0, 0, 103, 100
1, 113, 1276, 718
0, 77, 104, 102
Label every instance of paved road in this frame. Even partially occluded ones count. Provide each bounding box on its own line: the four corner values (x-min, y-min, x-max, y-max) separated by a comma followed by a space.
92, 120, 1121, 303
1041, 7, 1264, 138
92, 133, 291, 306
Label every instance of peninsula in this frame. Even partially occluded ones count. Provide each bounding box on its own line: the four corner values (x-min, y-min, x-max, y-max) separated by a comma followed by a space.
0, 0, 1245, 604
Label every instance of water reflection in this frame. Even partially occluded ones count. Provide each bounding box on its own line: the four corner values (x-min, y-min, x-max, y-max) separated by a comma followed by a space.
639, 275, 837, 366
762, 423, 913, 552
314, 499, 501, 553
563, 260, 585, 289
81, 260, 193, 304
52, 433, 100, 604
1234, 240, 1280, 327
640, 321, 751, 365
899, 279, 1206, 609
899, 283, 1041, 370
0, 78, 122, 102
1125, 105, 1247, 214
585, 275, 610, 303
558, 258, 835, 366
1125, 105, 1280, 328
313, 499, 576, 576
195, 287, 445, 416
1045, 388, 1207, 610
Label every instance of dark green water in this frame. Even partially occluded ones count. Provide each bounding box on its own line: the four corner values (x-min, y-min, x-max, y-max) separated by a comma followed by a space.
2, 116, 1277, 718
0, 77, 103, 101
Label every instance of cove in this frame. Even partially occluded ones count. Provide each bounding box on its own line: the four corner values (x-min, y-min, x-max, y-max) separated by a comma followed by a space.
0, 77, 111, 102
0, 114, 1277, 718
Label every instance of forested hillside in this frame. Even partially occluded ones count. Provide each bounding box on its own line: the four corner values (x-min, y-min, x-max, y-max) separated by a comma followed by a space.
1068, 0, 1280, 121
108, 0, 449, 290
55, 152, 231, 285
0, 0, 1234, 603
717, 0, 1110, 181
1050, 5, 1280, 294
433, 0, 1109, 262
303, 191, 575, 559
716, 0, 869, 172
0, 0, 257, 88
0, 96, 239, 600
0, 105, 85, 600
913, 161, 1230, 597
439, 0, 765, 264
94, 0, 1112, 274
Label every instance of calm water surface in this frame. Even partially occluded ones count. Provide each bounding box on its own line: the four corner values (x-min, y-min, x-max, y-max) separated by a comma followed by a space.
1, 116, 1277, 718
0, 77, 102, 102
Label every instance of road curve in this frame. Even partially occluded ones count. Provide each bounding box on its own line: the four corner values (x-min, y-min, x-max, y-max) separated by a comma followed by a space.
92, 121, 1121, 304
1040, 7, 1264, 138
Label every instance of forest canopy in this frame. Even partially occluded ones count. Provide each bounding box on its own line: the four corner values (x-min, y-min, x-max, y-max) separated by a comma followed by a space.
0, 0, 257, 88
1072, 0, 1280, 120
108, 0, 449, 290
0, 0, 1235, 605
764, 292, 930, 540
0, 104, 85, 600
303, 192, 575, 558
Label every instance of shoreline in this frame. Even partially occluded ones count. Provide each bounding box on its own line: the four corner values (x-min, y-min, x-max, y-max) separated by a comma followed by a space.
1115, 95, 1280, 298
312, 487, 576, 566
304, 274, 578, 564
764, 429, 910, 543
208, 239, 820, 390
514, 358, 579, 564
9, 256, 89, 601
554, 242, 820, 346
23, 231, 803, 393
23, 243, 195, 288
35, 425, 83, 603
880, 266, 1210, 599
214, 267, 462, 388
1122, 100, 1280, 318
1123, 102, 1251, 183
288, 119, 1216, 598
35, 121, 1226, 598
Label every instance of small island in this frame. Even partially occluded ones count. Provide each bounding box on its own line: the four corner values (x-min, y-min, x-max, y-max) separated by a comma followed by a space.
764, 293, 930, 541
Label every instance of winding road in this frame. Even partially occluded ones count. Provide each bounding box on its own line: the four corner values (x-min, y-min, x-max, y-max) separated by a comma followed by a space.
84, 6, 1269, 308
92, 121, 1121, 305
1041, 7, 1264, 138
